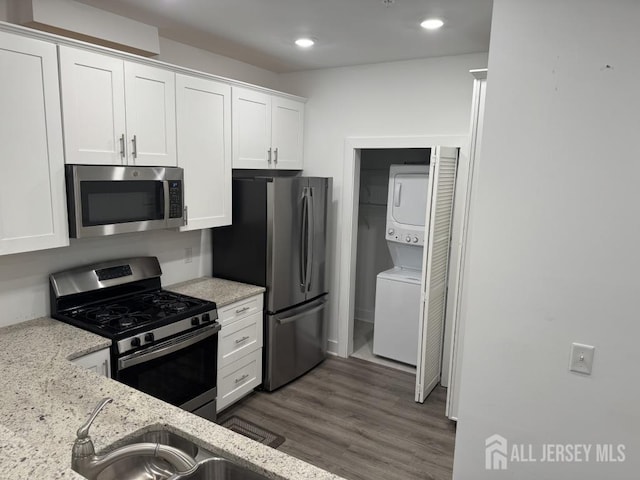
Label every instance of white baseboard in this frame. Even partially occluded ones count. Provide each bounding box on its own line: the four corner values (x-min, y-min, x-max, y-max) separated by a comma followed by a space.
327, 339, 339, 356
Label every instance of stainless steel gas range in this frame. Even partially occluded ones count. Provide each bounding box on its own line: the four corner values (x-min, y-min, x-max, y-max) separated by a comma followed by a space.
50, 257, 220, 421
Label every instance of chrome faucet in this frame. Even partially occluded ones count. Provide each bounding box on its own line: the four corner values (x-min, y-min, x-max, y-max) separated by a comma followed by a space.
71, 397, 198, 480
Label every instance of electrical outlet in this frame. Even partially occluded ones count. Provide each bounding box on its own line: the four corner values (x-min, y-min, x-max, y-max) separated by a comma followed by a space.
185, 247, 193, 264
569, 343, 595, 375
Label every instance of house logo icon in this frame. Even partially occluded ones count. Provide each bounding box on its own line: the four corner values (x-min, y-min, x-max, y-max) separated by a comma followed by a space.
485, 434, 508, 470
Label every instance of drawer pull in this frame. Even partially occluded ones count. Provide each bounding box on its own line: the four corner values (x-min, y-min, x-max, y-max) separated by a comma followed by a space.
234, 336, 250, 345
235, 306, 251, 314
234, 374, 249, 384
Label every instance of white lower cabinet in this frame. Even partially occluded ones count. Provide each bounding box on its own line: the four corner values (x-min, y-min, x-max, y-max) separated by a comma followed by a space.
217, 349, 262, 412
72, 348, 111, 377
217, 294, 263, 412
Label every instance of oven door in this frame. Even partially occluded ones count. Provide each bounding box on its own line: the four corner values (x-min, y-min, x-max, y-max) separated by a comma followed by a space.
66, 164, 184, 238
116, 324, 219, 420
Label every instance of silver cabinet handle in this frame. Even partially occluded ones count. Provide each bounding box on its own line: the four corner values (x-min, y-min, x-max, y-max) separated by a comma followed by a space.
235, 306, 250, 314
119, 134, 125, 159
234, 374, 249, 384
102, 359, 109, 377
267, 148, 272, 164
234, 335, 250, 345
274, 147, 278, 164
132, 135, 138, 160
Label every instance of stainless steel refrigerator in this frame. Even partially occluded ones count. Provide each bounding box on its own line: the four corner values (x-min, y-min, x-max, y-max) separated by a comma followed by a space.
212, 176, 332, 391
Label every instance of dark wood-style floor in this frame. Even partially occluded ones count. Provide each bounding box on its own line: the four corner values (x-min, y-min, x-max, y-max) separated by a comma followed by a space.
218, 356, 456, 480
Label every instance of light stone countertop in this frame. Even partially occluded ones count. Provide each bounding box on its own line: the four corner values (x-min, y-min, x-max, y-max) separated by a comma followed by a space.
0, 316, 343, 480
166, 277, 266, 307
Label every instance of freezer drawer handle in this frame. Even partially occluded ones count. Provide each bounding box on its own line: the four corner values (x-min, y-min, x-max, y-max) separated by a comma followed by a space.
234, 335, 250, 345
235, 306, 251, 314
276, 300, 326, 325
234, 374, 249, 384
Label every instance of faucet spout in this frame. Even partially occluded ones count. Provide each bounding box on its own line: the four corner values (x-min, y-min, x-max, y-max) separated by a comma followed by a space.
73, 441, 197, 479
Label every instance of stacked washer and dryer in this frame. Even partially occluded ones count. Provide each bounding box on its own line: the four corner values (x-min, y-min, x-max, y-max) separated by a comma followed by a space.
372, 165, 429, 366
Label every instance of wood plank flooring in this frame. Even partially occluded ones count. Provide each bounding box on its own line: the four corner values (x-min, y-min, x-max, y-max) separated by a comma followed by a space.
217, 356, 456, 480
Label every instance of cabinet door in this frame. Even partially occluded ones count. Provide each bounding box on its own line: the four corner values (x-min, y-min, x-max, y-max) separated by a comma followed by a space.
59, 46, 127, 165
232, 87, 272, 169
272, 96, 304, 170
124, 62, 177, 166
0, 32, 69, 255
176, 74, 232, 230
72, 348, 111, 377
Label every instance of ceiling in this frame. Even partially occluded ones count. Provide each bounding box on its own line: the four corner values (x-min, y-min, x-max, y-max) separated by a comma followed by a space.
74, 0, 493, 73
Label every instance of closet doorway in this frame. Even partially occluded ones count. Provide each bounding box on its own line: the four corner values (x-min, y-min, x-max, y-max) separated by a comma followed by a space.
351, 148, 429, 374
338, 135, 468, 408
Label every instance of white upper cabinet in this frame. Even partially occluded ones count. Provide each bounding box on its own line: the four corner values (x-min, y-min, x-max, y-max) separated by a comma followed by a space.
271, 96, 305, 169
232, 87, 304, 170
124, 63, 177, 166
176, 74, 232, 230
59, 46, 176, 167
59, 47, 126, 165
0, 32, 69, 255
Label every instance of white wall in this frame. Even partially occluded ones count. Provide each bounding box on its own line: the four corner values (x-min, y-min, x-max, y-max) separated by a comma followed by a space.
156, 37, 280, 91
453, 1, 640, 478
279, 52, 488, 353
0, 229, 212, 327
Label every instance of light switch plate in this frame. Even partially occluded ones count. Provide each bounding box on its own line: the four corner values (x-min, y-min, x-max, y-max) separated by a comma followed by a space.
569, 343, 595, 375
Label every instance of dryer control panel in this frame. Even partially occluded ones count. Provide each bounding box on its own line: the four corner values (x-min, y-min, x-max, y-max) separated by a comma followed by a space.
386, 227, 424, 246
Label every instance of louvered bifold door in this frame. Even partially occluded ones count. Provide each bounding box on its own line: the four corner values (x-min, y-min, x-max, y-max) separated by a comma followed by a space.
415, 146, 459, 403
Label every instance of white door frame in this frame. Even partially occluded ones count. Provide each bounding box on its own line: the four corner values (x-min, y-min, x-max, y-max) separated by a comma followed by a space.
338, 135, 469, 371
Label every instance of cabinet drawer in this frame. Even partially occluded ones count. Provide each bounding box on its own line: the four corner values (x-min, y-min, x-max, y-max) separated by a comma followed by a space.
218, 294, 263, 326
218, 311, 263, 368
217, 348, 262, 412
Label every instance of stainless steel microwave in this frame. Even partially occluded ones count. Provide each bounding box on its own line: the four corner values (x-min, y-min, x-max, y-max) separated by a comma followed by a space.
65, 165, 185, 238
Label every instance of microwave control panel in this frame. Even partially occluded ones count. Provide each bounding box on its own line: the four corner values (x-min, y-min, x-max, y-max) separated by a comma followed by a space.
168, 181, 183, 219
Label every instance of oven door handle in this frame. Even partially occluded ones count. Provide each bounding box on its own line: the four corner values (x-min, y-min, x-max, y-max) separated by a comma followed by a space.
118, 325, 219, 370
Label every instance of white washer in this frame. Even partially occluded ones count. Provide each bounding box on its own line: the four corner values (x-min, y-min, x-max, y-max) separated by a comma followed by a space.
372, 267, 422, 365
372, 164, 429, 365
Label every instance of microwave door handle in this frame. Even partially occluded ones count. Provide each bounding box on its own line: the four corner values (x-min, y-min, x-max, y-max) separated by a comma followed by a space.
306, 187, 314, 292
118, 325, 219, 370
163, 180, 170, 225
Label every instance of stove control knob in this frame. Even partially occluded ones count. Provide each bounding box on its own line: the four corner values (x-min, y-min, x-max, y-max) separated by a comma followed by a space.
191, 316, 200, 326
413, 236, 419, 243
388, 228, 394, 236
131, 337, 141, 348
405, 235, 411, 243
202, 313, 211, 323
144, 333, 155, 343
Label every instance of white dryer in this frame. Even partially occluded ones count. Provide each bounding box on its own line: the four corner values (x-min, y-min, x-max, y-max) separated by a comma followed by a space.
373, 164, 429, 365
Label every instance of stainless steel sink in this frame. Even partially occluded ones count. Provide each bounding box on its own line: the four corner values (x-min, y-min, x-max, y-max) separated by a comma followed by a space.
96, 429, 269, 480
170, 457, 271, 480
95, 431, 199, 480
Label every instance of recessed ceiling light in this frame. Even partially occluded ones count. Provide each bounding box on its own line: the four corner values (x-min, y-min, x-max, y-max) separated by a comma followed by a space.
295, 38, 315, 48
421, 18, 444, 30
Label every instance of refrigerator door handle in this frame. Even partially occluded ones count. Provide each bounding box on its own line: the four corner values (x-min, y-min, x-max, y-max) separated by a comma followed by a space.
306, 186, 315, 292
275, 297, 326, 325
299, 188, 309, 292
